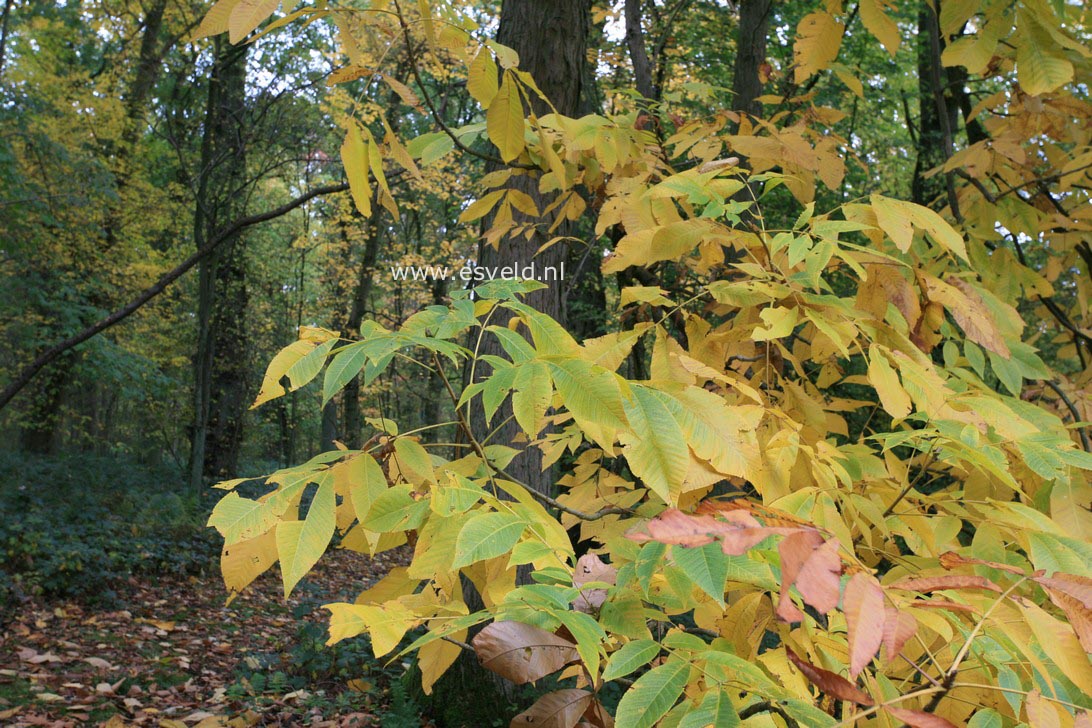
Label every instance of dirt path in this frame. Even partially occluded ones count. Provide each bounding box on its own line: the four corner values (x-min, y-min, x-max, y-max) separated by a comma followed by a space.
0, 547, 414, 727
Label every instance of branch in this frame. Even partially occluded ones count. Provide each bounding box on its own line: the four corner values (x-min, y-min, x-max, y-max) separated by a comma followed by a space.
738, 701, 801, 728
392, 0, 535, 171
0, 181, 350, 411
1042, 380, 1092, 453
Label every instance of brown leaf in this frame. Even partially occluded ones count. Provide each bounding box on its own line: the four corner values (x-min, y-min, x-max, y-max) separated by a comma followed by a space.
882, 607, 918, 662
472, 621, 580, 684
776, 530, 826, 622
794, 538, 843, 615
923, 276, 1010, 357
890, 575, 1003, 593
938, 551, 1025, 575
857, 264, 921, 330
510, 689, 593, 728
786, 647, 874, 706
572, 554, 617, 613
885, 707, 958, 728
844, 573, 885, 678
1042, 587, 1092, 652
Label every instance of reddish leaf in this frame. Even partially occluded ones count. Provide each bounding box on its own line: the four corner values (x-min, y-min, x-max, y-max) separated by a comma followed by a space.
794, 538, 843, 614
1075, 710, 1092, 728
1035, 573, 1092, 608
881, 607, 918, 662
938, 551, 1025, 575
629, 508, 801, 556
786, 647, 874, 706
776, 530, 826, 622
844, 573, 885, 678
472, 621, 580, 684
890, 575, 1003, 593
510, 689, 593, 728
886, 707, 957, 728
627, 509, 726, 546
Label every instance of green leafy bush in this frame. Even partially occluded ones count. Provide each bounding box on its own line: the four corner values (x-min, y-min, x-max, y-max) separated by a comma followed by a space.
0, 453, 218, 603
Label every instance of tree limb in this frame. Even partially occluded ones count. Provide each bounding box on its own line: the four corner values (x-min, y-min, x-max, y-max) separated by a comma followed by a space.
0, 181, 350, 411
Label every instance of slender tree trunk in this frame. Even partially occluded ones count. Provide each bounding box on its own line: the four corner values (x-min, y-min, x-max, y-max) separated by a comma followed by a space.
341, 208, 383, 448
190, 37, 250, 487
0, 0, 14, 84
912, 2, 957, 208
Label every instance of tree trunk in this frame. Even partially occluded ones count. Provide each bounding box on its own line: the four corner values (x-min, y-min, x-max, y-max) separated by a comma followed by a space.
430, 2, 592, 723
912, 2, 957, 208
190, 37, 250, 487
731, 0, 772, 121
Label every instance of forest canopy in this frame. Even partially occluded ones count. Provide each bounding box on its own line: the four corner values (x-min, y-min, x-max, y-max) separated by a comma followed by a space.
1, 0, 1091, 726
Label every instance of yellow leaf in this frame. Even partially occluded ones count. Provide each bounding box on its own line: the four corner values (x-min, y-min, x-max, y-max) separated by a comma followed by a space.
340, 124, 372, 217
228, 0, 280, 44
793, 12, 844, 83
418, 625, 466, 694
221, 528, 278, 598
467, 49, 499, 105
1017, 14, 1074, 96
867, 347, 912, 420
1018, 600, 1092, 696
325, 601, 416, 656
860, 0, 900, 57
191, 0, 243, 40
486, 72, 525, 162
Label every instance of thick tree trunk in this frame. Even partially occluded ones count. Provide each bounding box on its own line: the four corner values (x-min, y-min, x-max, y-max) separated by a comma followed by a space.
469, 0, 591, 497
189, 38, 249, 487
431, 3, 592, 724
731, 0, 772, 121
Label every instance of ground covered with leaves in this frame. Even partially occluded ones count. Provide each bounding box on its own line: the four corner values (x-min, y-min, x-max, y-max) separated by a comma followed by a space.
0, 546, 423, 727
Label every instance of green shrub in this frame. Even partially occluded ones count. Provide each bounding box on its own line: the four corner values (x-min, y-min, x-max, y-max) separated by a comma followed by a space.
0, 453, 218, 603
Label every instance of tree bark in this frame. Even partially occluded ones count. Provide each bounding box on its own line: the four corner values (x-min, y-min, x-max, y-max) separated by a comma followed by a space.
190, 37, 250, 487
912, 2, 957, 208
468, 0, 591, 498
431, 3, 592, 722
731, 0, 772, 121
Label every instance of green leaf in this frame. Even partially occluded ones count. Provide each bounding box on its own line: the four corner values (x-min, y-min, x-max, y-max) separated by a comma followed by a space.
546, 357, 628, 451
602, 639, 660, 682
364, 485, 429, 533
967, 709, 1003, 728
621, 385, 690, 504
614, 660, 690, 728
323, 340, 370, 405
285, 339, 336, 391
673, 543, 728, 606
678, 689, 741, 728
452, 511, 527, 567
276, 476, 335, 597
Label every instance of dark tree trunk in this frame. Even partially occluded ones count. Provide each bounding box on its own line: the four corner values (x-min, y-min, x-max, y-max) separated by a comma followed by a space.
731, 0, 772, 121
18, 354, 73, 454
469, 0, 591, 497
912, 3, 957, 208
431, 2, 592, 723
190, 37, 250, 487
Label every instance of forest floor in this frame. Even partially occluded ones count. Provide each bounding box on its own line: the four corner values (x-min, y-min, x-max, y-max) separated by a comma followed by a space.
0, 546, 422, 727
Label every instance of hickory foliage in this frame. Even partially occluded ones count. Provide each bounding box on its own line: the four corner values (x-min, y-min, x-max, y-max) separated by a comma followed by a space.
201, 0, 1092, 726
